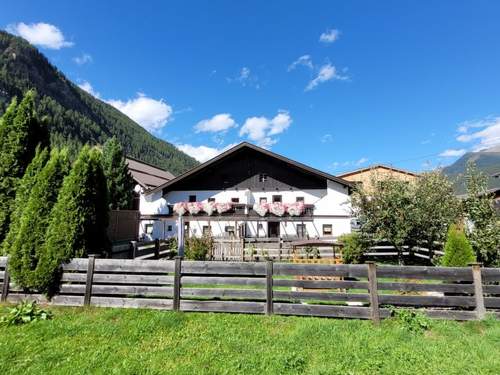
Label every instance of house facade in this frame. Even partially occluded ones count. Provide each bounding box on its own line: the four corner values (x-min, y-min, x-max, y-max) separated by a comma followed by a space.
140, 142, 353, 241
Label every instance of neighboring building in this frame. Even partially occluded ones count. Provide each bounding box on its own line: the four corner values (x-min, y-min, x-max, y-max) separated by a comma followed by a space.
339, 164, 419, 192
140, 142, 353, 241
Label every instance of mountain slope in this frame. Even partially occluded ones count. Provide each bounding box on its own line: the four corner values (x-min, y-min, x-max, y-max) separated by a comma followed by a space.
0, 31, 197, 175
442, 148, 500, 193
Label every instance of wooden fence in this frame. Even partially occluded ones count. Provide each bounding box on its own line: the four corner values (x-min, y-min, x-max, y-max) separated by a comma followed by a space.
110, 239, 175, 259
1, 256, 499, 322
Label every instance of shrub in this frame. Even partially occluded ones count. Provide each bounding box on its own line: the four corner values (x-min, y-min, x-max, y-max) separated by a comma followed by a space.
390, 308, 431, 334
440, 224, 475, 267
1, 147, 49, 255
185, 235, 213, 260
0, 300, 52, 326
8, 149, 70, 289
35, 146, 109, 293
338, 232, 366, 264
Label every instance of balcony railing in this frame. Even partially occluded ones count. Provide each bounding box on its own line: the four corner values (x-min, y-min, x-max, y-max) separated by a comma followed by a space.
166, 203, 314, 218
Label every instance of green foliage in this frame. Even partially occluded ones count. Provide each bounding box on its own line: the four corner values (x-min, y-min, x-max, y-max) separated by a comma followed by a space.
102, 137, 135, 210
8, 148, 70, 289
36, 146, 109, 293
338, 232, 366, 264
185, 235, 213, 260
440, 224, 475, 267
390, 308, 431, 334
463, 161, 500, 266
0, 91, 48, 242
0, 300, 52, 326
0, 31, 198, 175
1, 147, 49, 255
352, 172, 461, 262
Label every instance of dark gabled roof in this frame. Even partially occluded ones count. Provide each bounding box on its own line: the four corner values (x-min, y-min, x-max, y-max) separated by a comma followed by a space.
338, 164, 419, 178
126, 157, 175, 190
147, 142, 352, 195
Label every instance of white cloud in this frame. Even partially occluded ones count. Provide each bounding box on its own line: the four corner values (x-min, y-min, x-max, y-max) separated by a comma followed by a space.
194, 113, 237, 133
305, 63, 348, 91
73, 53, 92, 65
176, 143, 237, 163
321, 134, 333, 143
78, 81, 100, 98
455, 117, 500, 150
439, 149, 467, 157
288, 55, 313, 71
356, 157, 369, 166
239, 110, 292, 148
319, 28, 340, 43
6, 22, 73, 49
107, 93, 173, 132
227, 67, 260, 88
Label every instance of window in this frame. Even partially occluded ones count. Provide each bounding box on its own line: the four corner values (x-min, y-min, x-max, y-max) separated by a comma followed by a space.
189, 195, 196, 202
231, 197, 240, 203
202, 226, 211, 236
208, 197, 216, 202
259, 197, 267, 204
145, 224, 154, 234
296, 196, 304, 203
225, 226, 235, 236
296, 224, 307, 238
257, 223, 264, 230
259, 173, 268, 182
167, 225, 172, 232
272, 195, 282, 203
322, 224, 333, 236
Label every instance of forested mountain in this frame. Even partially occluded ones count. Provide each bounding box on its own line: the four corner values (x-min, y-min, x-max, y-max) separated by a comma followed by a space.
442, 146, 500, 193
0, 31, 197, 175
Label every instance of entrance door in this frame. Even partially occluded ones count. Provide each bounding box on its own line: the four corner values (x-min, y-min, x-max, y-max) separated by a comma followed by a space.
268, 221, 280, 238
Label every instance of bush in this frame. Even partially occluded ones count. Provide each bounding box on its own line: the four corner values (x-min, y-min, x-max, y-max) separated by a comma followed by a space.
390, 308, 431, 334
0, 300, 52, 326
8, 148, 70, 289
35, 146, 109, 293
338, 232, 366, 264
440, 224, 475, 267
185, 235, 213, 260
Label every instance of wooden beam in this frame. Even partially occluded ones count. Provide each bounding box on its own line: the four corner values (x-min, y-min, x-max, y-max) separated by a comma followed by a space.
471, 263, 486, 320
367, 262, 380, 325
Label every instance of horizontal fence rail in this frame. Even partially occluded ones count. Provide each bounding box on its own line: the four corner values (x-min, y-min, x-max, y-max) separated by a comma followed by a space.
0, 256, 499, 322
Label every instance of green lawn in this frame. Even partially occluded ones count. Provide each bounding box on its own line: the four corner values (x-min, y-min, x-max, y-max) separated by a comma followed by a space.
0, 306, 499, 374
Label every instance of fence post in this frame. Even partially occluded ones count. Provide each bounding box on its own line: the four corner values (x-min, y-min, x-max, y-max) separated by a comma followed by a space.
265, 260, 274, 315
278, 238, 282, 262
1, 258, 10, 302
173, 256, 182, 311
367, 262, 380, 325
84, 255, 96, 307
154, 239, 160, 259
471, 263, 486, 320
130, 241, 138, 259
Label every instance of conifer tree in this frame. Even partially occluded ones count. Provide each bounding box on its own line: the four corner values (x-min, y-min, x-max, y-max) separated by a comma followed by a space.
1, 147, 50, 255
0, 91, 49, 242
8, 149, 70, 289
441, 224, 475, 267
102, 137, 135, 210
35, 146, 109, 292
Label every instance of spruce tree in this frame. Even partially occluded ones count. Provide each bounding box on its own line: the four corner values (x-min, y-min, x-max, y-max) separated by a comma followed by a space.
0, 91, 48, 242
441, 224, 475, 267
1, 147, 50, 255
35, 146, 109, 292
102, 137, 135, 210
8, 149, 70, 289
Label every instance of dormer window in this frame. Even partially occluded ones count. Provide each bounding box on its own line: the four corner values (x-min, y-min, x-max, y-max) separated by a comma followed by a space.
259, 173, 268, 182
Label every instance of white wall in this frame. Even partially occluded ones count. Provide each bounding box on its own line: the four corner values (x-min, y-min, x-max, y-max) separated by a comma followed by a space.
138, 180, 352, 240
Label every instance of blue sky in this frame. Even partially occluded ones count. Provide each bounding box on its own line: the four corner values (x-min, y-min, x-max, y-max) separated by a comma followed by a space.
2, 1, 500, 173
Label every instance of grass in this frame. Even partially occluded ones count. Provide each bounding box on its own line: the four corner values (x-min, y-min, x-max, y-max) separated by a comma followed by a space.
0, 305, 499, 374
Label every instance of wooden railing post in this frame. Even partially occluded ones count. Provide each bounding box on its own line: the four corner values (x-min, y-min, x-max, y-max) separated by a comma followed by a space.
367, 262, 380, 325
471, 263, 486, 320
130, 241, 138, 259
173, 256, 182, 311
265, 260, 274, 315
154, 239, 160, 259
1, 258, 10, 302
84, 255, 96, 307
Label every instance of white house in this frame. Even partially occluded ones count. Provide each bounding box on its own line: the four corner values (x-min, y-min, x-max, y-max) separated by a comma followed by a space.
139, 142, 353, 241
